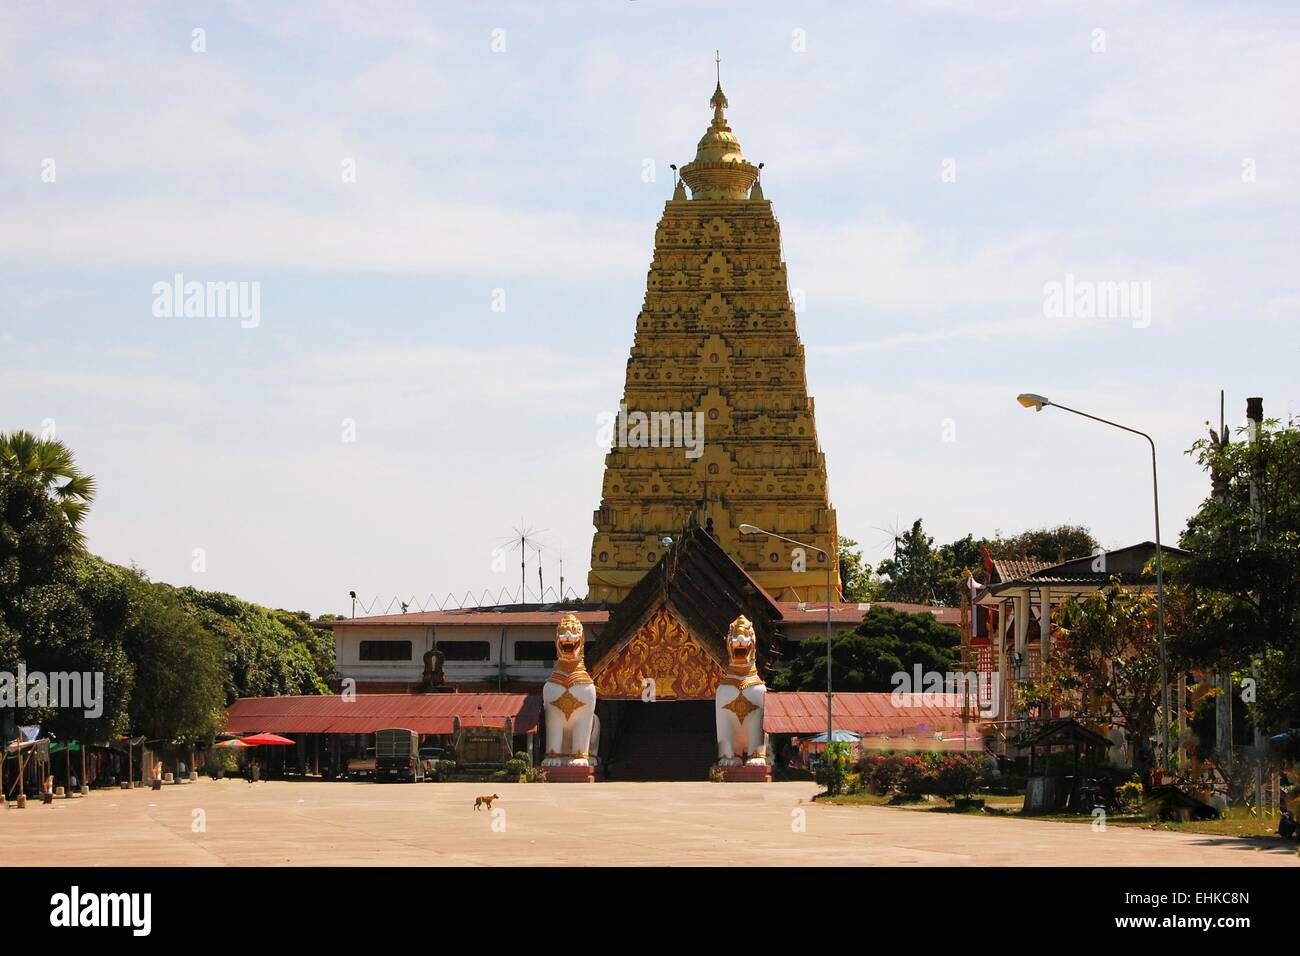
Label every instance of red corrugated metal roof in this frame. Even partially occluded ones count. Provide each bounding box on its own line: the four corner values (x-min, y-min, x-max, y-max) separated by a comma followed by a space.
327, 603, 957, 629
775, 602, 960, 627
225, 694, 541, 735
873, 602, 962, 626
764, 692, 967, 736
775, 602, 870, 624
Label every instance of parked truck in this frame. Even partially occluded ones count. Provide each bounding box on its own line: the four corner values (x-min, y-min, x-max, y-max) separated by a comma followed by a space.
374, 728, 424, 782
345, 746, 376, 780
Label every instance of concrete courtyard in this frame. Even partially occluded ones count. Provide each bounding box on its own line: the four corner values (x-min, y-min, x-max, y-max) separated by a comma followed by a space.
9, 779, 1296, 866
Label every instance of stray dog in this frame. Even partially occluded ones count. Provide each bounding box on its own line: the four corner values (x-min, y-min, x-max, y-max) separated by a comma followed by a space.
474, 793, 499, 811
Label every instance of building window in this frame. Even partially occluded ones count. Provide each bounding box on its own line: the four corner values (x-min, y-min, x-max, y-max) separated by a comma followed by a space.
514, 641, 555, 663
439, 641, 491, 662
359, 640, 412, 661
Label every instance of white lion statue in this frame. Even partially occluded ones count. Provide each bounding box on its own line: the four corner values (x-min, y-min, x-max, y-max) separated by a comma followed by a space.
715, 615, 767, 766
542, 613, 598, 767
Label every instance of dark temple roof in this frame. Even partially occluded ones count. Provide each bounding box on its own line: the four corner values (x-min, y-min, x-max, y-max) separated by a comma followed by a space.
588, 518, 785, 677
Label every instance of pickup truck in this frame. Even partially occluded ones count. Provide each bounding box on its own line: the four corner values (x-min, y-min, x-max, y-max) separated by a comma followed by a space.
345, 747, 376, 780
375, 728, 424, 782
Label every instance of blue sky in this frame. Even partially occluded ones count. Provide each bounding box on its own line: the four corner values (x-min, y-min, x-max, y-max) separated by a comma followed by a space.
2, 1, 1297, 614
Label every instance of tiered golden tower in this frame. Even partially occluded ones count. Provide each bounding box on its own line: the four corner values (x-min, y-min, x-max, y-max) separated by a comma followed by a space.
587, 79, 839, 604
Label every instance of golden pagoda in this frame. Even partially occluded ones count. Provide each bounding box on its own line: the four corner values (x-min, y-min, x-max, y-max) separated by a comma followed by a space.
587, 74, 840, 604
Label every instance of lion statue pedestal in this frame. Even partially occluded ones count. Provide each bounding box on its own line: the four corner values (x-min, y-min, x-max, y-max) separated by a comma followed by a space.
541, 613, 597, 783
713, 615, 772, 782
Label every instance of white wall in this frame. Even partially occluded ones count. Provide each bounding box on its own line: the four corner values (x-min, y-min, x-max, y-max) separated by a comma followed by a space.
333, 622, 608, 686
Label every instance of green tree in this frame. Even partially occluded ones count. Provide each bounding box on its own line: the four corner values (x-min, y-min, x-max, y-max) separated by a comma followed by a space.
0, 431, 96, 541
876, 520, 940, 604
1024, 582, 1164, 775
121, 570, 226, 742
0, 463, 132, 742
837, 536, 880, 602
871, 521, 1098, 608
990, 525, 1098, 566
176, 588, 333, 702
935, 533, 992, 606
774, 605, 958, 692
1174, 418, 1300, 730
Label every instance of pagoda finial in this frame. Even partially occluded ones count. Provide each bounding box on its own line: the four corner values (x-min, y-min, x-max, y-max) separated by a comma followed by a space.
678, 53, 757, 201
710, 50, 728, 118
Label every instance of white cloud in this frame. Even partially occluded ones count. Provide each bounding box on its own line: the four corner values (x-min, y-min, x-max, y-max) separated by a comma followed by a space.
2, 193, 643, 278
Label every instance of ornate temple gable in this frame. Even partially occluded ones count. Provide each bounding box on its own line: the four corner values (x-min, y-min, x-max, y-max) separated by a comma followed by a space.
591, 607, 722, 700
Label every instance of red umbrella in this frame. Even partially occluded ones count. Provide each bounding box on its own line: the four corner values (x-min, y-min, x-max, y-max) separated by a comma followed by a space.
239, 733, 295, 746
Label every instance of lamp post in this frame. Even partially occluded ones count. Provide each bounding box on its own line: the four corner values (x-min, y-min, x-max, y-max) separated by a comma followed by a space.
1016, 393, 1170, 772
739, 524, 835, 748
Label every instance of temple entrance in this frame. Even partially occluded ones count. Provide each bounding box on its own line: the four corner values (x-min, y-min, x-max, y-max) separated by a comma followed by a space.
598, 700, 716, 781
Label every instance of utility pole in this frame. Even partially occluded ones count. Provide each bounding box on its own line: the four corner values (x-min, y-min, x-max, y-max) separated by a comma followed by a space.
1210, 391, 1234, 769
1246, 396, 1265, 813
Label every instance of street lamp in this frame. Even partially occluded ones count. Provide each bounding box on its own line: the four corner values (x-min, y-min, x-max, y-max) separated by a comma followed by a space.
1015, 392, 1170, 772
739, 523, 835, 749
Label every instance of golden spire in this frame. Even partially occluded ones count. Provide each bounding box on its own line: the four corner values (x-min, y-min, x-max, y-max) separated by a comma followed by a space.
678, 54, 760, 201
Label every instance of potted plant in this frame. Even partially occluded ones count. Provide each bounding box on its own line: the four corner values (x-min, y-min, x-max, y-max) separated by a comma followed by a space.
208, 748, 238, 780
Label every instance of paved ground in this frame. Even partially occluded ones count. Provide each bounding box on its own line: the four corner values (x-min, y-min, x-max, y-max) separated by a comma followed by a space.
9, 779, 1297, 866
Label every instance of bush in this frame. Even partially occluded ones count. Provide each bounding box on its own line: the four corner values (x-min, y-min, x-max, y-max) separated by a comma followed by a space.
207, 748, 239, 774
504, 758, 528, 777
933, 756, 980, 798
857, 754, 900, 794
815, 742, 854, 796
1116, 780, 1145, 813
854, 752, 987, 799
895, 755, 930, 796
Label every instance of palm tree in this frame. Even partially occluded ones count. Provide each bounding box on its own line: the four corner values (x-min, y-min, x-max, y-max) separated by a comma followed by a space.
0, 430, 97, 537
